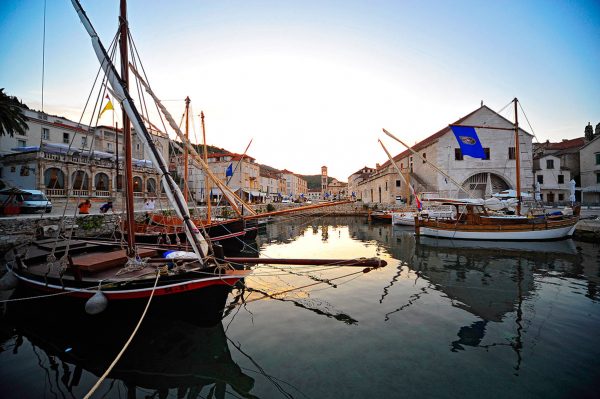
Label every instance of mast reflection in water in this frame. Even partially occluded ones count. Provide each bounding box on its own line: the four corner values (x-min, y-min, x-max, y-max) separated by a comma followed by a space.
1, 216, 599, 398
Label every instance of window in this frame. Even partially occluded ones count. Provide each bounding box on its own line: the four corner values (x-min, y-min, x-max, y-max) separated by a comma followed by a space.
546, 159, 554, 169
483, 148, 490, 160
455, 148, 463, 160
41, 128, 50, 140
63, 132, 70, 144
396, 180, 401, 187
81, 136, 88, 147
17, 139, 26, 147
595, 153, 600, 165
422, 153, 427, 163
508, 147, 516, 160
597, 173, 600, 184
558, 193, 564, 201
537, 175, 544, 184
558, 175, 564, 184
107, 142, 113, 152
385, 181, 388, 191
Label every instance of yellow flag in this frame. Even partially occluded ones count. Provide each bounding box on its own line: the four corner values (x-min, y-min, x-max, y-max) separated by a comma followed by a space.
99, 95, 114, 117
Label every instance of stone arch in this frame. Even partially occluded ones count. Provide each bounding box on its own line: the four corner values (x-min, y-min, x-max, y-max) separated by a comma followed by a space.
94, 172, 110, 191
146, 177, 157, 193
133, 176, 143, 192
71, 170, 89, 190
44, 167, 65, 189
460, 172, 511, 199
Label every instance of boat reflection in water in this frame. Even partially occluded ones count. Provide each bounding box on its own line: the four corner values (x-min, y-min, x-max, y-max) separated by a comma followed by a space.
1, 294, 257, 399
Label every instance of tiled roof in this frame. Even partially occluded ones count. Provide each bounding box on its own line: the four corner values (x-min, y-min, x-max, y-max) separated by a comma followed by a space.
538, 137, 586, 151
379, 105, 486, 169
379, 104, 530, 170
208, 152, 255, 161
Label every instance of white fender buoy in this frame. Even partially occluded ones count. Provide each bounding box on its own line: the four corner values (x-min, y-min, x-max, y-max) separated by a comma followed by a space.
0, 271, 19, 290
85, 290, 108, 315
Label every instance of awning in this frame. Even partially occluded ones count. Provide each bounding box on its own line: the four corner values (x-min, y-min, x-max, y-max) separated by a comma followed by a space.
581, 185, 600, 193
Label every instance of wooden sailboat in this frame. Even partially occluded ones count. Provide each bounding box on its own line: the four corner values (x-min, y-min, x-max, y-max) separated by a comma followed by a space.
406, 98, 580, 240
3, 0, 386, 311
5, 0, 249, 307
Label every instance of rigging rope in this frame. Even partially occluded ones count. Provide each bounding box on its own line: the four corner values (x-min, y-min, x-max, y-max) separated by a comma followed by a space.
83, 271, 160, 399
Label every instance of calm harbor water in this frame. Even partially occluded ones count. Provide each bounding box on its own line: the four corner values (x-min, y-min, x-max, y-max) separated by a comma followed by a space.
1, 216, 599, 398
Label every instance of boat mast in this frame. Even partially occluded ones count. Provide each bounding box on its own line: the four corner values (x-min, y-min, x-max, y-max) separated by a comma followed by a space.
514, 98, 522, 215
119, 0, 136, 254
201, 111, 211, 221
71, 0, 210, 262
184, 96, 190, 203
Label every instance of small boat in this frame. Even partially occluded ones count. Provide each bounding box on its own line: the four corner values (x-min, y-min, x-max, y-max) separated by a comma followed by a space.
370, 210, 393, 222
392, 207, 454, 226
388, 98, 580, 241
415, 198, 580, 240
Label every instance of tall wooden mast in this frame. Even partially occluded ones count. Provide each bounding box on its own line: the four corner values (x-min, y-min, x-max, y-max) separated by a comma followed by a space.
201, 111, 211, 221
183, 96, 190, 203
119, 0, 135, 254
514, 98, 522, 215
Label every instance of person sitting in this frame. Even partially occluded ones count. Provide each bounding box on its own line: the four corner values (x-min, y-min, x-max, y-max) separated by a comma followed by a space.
78, 199, 92, 214
99, 201, 113, 214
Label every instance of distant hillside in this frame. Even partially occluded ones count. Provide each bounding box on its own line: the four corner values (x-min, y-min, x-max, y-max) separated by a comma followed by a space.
302, 175, 333, 190
172, 142, 229, 155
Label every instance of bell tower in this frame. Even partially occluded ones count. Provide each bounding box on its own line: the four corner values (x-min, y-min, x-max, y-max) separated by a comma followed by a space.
321, 166, 328, 199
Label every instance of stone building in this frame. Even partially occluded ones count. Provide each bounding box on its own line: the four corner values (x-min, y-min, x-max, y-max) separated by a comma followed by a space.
533, 153, 573, 204
185, 151, 261, 203
353, 104, 535, 205
579, 135, 600, 204
0, 109, 167, 200
279, 169, 308, 201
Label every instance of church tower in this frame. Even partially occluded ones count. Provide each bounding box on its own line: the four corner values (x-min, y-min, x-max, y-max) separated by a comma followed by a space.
321, 166, 328, 199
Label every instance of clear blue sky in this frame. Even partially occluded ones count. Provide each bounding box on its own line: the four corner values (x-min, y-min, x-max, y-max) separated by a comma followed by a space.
1, 0, 599, 180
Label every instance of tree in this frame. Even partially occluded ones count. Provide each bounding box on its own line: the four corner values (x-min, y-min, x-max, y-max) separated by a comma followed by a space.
0, 88, 29, 137
584, 122, 594, 141
595, 122, 600, 137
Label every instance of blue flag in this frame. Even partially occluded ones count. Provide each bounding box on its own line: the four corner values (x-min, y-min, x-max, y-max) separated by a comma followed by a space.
225, 163, 233, 177
451, 126, 486, 159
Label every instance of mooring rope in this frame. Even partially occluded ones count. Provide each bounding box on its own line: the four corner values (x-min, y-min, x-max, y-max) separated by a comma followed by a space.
83, 270, 160, 399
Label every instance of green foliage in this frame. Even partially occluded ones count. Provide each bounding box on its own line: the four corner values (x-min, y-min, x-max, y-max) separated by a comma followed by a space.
221, 207, 232, 218
595, 123, 600, 137
0, 89, 29, 137
266, 203, 275, 212
77, 215, 104, 231
301, 175, 335, 190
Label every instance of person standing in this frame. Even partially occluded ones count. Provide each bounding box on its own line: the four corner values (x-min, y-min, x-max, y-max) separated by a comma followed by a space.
78, 199, 92, 214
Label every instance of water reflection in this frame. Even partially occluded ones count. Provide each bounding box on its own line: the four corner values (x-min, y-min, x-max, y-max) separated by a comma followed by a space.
0, 295, 261, 398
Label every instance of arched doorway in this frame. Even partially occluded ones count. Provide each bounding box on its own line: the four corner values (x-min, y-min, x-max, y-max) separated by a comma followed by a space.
133, 176, 143, 193
94, 173, 110, 192
44, 168, 65, 190
461, 172, 510, 199
72, 170, 89, 190
146, 177, 157, 194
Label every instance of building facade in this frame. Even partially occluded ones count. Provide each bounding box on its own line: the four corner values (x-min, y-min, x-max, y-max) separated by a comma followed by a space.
579, 135, 600, 204
354, 105, 535, 205
0, 109, 167, 200
533, 154, 573, 204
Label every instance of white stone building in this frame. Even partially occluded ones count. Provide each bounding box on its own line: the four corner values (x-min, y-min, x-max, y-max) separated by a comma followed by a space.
355, 104, 535, 205
579, 135, 600, 204
279, 169, 308, 201
0, 109, 168, 200
533, 154, 573, 204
